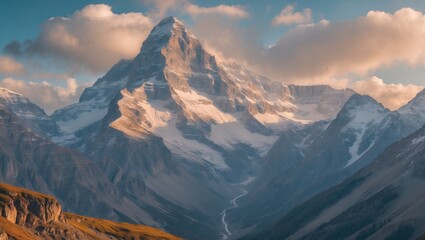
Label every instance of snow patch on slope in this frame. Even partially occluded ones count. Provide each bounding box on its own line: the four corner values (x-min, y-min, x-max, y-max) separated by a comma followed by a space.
173, 89, 236, 124
0, 88, 28, 103
344, 100, 387, 167
210, 122, 277, 156
412, 135, 425, 145
156, 118, 228, 170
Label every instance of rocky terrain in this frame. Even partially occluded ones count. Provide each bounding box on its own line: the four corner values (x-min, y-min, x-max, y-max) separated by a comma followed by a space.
245, 122, 425, 240
0, 182, 180, 240
228, 91, 425, 238
41, 17, 352, 239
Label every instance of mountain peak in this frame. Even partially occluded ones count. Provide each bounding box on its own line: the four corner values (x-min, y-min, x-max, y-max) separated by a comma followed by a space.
345, 94, 384, 109
337, 94, 388, 124
159, 16, 183, 26
149, 16, 188, 38
398, 88, 425, 113
0, 87, 26, 101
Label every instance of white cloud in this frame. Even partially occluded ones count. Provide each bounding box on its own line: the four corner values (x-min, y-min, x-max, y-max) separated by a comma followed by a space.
0, 78, 89, 114
197, 8, 425, 85
4, 4, 153, 73
143, 0, 249, 19
272, 5, 312, 25
351, 76, 424, 110
0, 56, 24, 75
186, 4, 248, 18
4, 2, 249, 73
264, 8, 425, 82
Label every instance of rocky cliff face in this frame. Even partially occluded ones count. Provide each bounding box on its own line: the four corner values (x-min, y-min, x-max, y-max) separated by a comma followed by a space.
0, 183, 63, 227
0, 182, 181, 240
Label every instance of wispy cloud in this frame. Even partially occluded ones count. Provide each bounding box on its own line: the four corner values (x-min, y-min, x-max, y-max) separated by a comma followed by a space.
272, 5, 312, 26
143, 0, 249, 19
186, 4, 248, 18
0, 56, 24, 75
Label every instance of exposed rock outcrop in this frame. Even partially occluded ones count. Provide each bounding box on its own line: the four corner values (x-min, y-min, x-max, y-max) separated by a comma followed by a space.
0, 182, 181, 240
0, 184, 63, 226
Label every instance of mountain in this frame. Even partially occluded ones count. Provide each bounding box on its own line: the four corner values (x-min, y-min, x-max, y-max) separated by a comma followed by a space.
399, 89, 425, 130
51, 17, 353, 157
0, 103, 170, 226
0, 182, 180, 240
228, 93, 423, 238
2, 16, 422, 240
46, 16, 353, 239
0, 88, 59, 138
249, 122, 425, 240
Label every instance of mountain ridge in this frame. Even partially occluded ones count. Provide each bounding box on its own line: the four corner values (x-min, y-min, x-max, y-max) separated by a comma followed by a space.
227, 92, 425, 239
249, 123, 425, 240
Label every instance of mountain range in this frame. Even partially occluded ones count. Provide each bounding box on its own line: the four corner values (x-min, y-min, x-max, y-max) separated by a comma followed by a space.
246, 113, 425, 240
0, 16, 424, 240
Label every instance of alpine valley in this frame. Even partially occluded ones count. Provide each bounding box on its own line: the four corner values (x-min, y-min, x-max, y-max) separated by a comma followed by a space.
1, 16, 425, 240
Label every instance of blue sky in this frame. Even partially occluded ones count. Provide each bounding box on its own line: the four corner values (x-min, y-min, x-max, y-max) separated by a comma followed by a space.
3, 0, 425, 48
0, 0, 424, 112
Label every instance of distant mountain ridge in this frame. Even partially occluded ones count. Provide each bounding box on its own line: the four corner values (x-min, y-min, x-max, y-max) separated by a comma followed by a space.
0, 88, 59, 138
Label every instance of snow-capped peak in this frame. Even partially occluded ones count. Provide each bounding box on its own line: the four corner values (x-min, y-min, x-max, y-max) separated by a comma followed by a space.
340, 94, 387, 120
0, 87, 29, 103
0, 87, 59, 137
398, 88, 425, 113
398, 88, 425, 129
148, 16, 195, 40
337, 94, 389, 167
50, 16, 354, 170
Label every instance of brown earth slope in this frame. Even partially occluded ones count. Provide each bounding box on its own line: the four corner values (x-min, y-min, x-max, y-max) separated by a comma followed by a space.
0, 182, 181, 240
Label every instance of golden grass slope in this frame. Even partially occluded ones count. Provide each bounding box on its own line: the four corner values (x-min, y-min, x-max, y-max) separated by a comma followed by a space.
0, 182, 182, 240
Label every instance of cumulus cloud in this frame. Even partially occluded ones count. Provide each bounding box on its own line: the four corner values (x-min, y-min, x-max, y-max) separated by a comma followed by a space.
0, 56, 24, 75
3, 2, 249, 73
186, 4, 248, 18
265, 8, 425, 82
272, 5, 312, 25
143, 0, 249, 19
350, 76, 424, 110
195, 8, 425, 86
0, 78, 88, 114
4, 4, 153, 73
